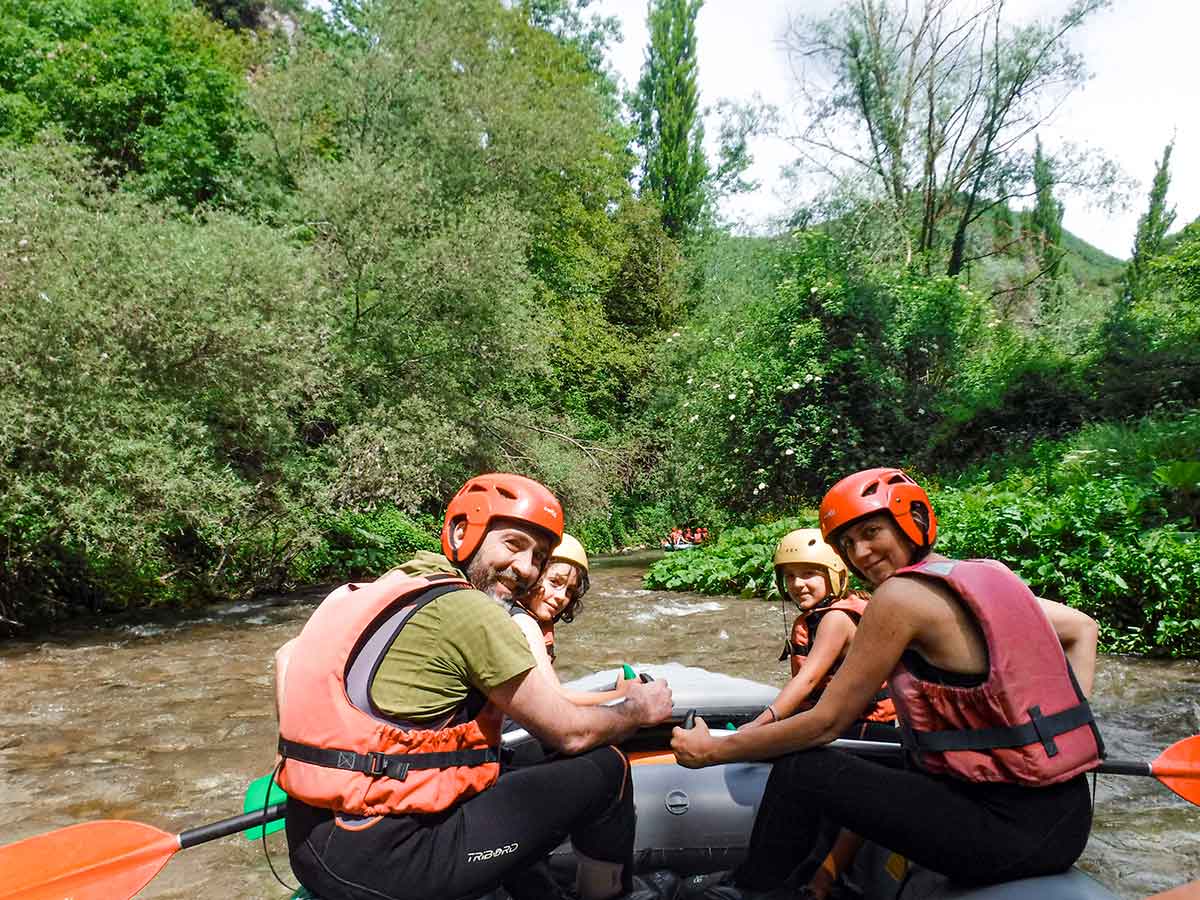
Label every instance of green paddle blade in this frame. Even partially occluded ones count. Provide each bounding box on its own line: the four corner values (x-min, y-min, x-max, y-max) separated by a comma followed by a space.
242, 774, 288, 840
622, 664, 637, 680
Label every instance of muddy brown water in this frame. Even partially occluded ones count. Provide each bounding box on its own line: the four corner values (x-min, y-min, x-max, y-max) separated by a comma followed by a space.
1, 552, 1198, 898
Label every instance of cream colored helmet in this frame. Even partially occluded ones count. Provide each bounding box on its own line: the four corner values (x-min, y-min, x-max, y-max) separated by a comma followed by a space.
773, 528, 848, 599
547, 532, 590, 621
550, 533, 589, 572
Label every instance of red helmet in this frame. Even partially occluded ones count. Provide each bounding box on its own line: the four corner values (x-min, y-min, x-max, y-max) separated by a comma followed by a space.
818, 467, 937, 552
441, 473, 564, 563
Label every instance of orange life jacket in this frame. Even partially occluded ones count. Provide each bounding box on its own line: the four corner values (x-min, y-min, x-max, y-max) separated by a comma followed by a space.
779, 592, 895, 723
277, 570, 504, 816
888, 558, 1103, 785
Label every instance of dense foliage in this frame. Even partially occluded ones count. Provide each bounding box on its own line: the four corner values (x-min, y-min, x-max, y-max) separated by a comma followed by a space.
1, 0, 1197, 652
646, 411, 1200, 655
0, 0, 679, 631
0, 0, 251, 205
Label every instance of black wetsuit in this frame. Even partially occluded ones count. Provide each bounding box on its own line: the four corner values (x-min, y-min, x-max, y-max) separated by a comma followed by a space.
286, 745, 633, 900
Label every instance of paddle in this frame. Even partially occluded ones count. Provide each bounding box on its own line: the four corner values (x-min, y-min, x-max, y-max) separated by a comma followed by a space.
678, 710, 1200, 806
832, 734, 1200, 802
243, 772, 288, 840
0, 803, 285, 900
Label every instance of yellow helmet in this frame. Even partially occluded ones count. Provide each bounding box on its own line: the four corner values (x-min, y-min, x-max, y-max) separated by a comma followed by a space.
773, 528, 847, 599
550, 533, 589, 572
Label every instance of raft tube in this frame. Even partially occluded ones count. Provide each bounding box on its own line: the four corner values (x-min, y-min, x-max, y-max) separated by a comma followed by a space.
290, 663, 1117, 900
661, 541, 699, 552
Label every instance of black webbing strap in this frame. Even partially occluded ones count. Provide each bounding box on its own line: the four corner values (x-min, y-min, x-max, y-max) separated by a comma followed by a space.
902, 700, 1096, 756
278, 737, 500, 781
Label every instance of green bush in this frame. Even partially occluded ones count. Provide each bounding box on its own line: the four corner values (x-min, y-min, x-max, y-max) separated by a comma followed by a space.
645, 230, 989, 516
0, 0, 251, 206
644, 517, 809, 598
291, 507, 441, 584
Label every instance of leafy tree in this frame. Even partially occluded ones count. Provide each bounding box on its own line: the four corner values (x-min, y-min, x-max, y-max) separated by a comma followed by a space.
0, 0, 250, 206
783, 0, 1114, 276
1029, 137, 1064, 280
1029, 136, 1066, 327
520, 0, 622, 80
242, 0, 675, 505
1124, 139, 1177, 304
196, 0, 267, 29
632, 0, 709, 240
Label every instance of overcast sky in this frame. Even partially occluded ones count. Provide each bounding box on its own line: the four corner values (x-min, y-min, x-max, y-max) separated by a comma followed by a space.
592, 0, 1199, 260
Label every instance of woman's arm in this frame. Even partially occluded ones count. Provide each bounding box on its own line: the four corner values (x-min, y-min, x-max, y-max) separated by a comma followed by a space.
743, 612, 856, 728
1037, 596, 1098, 697
673, 580, 921, 767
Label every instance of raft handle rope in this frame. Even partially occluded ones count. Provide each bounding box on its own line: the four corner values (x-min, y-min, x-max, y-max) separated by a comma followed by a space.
261, 759, 297, 893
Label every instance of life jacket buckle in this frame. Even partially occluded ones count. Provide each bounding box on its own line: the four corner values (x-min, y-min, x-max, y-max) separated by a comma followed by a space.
366, 751, 388, 776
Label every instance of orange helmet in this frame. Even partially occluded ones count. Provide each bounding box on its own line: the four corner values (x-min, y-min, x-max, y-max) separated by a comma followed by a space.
818, 467, 937, 553
441, 473, 563, 563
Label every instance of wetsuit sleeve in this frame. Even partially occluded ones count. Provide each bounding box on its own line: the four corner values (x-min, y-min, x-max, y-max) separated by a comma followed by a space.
446, 592, 537, 692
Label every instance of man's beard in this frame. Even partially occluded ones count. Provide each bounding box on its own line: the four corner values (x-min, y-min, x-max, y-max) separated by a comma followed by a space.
465, 556, 530, 605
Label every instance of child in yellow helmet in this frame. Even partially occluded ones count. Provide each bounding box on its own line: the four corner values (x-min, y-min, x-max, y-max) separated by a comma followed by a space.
742, 528, 895, 900
744, 528, 894, 733
509, 533, 630, 706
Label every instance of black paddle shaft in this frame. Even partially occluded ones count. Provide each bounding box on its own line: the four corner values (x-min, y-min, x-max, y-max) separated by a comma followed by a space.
179, 802, 287, 849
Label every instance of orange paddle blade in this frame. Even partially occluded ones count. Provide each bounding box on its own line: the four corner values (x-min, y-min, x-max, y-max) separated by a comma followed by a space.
0, 820, 179, 900
1150, 734, 1200, 805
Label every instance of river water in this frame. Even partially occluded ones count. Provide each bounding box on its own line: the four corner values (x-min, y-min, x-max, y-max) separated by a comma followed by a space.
1, 552, 1198, 898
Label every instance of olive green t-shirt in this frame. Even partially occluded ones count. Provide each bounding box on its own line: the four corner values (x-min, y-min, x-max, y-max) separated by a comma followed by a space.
368, 551, 535, 722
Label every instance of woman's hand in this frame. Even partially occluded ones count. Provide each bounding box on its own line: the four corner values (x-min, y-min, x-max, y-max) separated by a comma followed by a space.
671, 715, 718, 768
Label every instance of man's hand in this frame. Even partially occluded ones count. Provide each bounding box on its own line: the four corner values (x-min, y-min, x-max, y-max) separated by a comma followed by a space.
670, 714, 717, 768
622, 678, 673, 726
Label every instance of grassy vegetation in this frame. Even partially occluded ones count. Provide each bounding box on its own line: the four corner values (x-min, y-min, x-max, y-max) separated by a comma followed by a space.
646, 411, 1200, 656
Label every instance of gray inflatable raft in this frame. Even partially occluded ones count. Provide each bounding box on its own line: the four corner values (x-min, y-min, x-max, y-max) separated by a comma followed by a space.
539, 664, 1117, 900
293, 663, 1116, 900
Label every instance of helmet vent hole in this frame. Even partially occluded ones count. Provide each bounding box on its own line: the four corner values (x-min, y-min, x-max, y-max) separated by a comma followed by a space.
496, 486, 518, 499
887, 474, 909, 485
861, 482, 879, 496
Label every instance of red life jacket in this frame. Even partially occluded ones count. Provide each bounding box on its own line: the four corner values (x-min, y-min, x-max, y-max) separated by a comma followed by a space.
779, 592, 895, 723
277, 570, 504, 817
888, 558, 1103, 785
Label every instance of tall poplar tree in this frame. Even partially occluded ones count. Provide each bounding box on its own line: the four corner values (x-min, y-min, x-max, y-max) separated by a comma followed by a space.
1029, 137, 1065, 281
1124, 139, 1177, 304
632, 0, 708, 240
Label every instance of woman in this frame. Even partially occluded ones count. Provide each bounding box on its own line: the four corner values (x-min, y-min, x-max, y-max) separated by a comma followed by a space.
672, 467, 1102, 900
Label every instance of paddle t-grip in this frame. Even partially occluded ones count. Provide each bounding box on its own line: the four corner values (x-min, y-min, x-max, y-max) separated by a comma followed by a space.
682, 708, 697, 730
